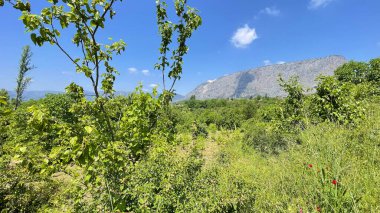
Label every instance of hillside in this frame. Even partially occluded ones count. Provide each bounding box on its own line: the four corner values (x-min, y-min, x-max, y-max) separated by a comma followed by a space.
186, 55, 347, 99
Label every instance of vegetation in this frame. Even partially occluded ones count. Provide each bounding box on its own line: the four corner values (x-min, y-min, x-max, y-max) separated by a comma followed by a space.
1, 1, 380, 212
14, 45, 34, 109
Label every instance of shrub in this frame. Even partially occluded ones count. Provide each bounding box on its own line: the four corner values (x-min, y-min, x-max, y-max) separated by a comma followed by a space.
278, 75, 307, 130
312, 76, 365, 125
334, 61, 369, 84
243, 121, 290, 155
191, 121, 208, 139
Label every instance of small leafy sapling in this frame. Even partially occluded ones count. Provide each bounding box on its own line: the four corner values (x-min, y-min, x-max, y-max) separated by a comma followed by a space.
155, 0, 202, 102
15, 45, 34, 109
3, 1, 201, 211
9, 0, 126, 99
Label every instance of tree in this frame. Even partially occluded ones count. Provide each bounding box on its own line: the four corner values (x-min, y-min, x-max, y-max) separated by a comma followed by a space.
0, 1, 201, 211
312, 76, 365, 124
0, 89, 9, 104
334, 61, 369, 84
156, 0, 202, 102
278, 75, 306, 129
14, 45, 34, 109
368, 58, 380, 83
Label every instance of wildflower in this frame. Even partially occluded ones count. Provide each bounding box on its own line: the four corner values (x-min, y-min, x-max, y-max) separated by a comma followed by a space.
308, 164, 313, 168
299, 208, 303, 213
317, 206, 321, 212
332, 179, 337, 185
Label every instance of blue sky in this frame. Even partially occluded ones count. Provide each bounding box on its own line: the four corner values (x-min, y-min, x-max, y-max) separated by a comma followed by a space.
0, 0, 379, 95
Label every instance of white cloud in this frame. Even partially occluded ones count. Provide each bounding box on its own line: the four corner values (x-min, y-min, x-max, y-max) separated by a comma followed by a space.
207, 79, 216, 83
128, 67, 138, 74
231, 24, 258, 48
308, 0, 333, 9
61, 71, 73, 76
260, 7, 280, 16
263, 60, 272, 66
142, 69, 150, 76
149, 83, 158, 88
277, 61, 286, 65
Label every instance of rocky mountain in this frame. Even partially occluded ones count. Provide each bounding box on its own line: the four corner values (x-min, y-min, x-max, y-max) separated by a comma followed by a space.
186, 55, 347, 99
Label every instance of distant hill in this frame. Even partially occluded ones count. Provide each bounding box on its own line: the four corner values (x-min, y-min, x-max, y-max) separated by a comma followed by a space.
185, 55, 348, 100
7, 90, 185, 102
7, 90, 131, 101
173, 94, 185, 102
8, 91, 64, 100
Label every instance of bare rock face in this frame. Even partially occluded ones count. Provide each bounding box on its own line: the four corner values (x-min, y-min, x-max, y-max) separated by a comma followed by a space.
185, 55, 347, 99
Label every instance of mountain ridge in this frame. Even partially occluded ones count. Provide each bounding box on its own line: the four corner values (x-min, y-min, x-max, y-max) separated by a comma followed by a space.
185, 55, 348, 99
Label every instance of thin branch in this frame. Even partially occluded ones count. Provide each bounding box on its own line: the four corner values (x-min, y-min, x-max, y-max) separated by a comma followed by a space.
93, 0, 116, 35
50, 21, 81, 69
169, 77, 177, 93
162, 69, 166, 91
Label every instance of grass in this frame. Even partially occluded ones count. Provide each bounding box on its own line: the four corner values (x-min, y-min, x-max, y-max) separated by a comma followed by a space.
176, 102, 380, 212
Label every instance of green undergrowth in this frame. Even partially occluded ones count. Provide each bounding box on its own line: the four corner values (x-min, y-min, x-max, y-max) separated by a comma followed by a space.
1, 93, 380, 212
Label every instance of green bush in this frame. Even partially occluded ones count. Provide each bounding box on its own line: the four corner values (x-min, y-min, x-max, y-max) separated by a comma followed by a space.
278, 75, 307, 131
312, 76, 366, 125
334, 61, 369, 84
243, 120, 291, 154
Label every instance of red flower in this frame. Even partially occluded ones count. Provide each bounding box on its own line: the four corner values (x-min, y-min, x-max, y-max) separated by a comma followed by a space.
308, 164, 313, 168
299, 208, 303, 213
332, 179, 337, 185
317, 206, 321, 212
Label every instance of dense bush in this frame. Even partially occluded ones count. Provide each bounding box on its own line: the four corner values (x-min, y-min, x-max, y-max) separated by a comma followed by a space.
278, 75, 307, 130
243, 121, 290, 154
334, 61, 369, 84
335, 58, 380, 85
312, 76, 366, 125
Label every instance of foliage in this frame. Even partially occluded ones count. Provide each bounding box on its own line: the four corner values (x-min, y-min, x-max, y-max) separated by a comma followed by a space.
1, 91, 380, 211
155, 0, 202, 95
242, 120, 290, 155
334, 61, 369, 84
0, 0, 202, 211
368, 58, 380, 84
334, 58, 380, 88
14, 45, 34, 109
14, 0, 126, 97
312, 76, 366, 125
0, 90, 11, 148
0, 89, 10, 108
2, 1, 380, 212
191, 121, 208, 139
278, 75, 307, 130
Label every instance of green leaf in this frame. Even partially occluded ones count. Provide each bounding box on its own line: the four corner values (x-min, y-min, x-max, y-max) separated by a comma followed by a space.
85, 174, 92, 182
19, 147, 27, 153
85, 126, 93, 134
